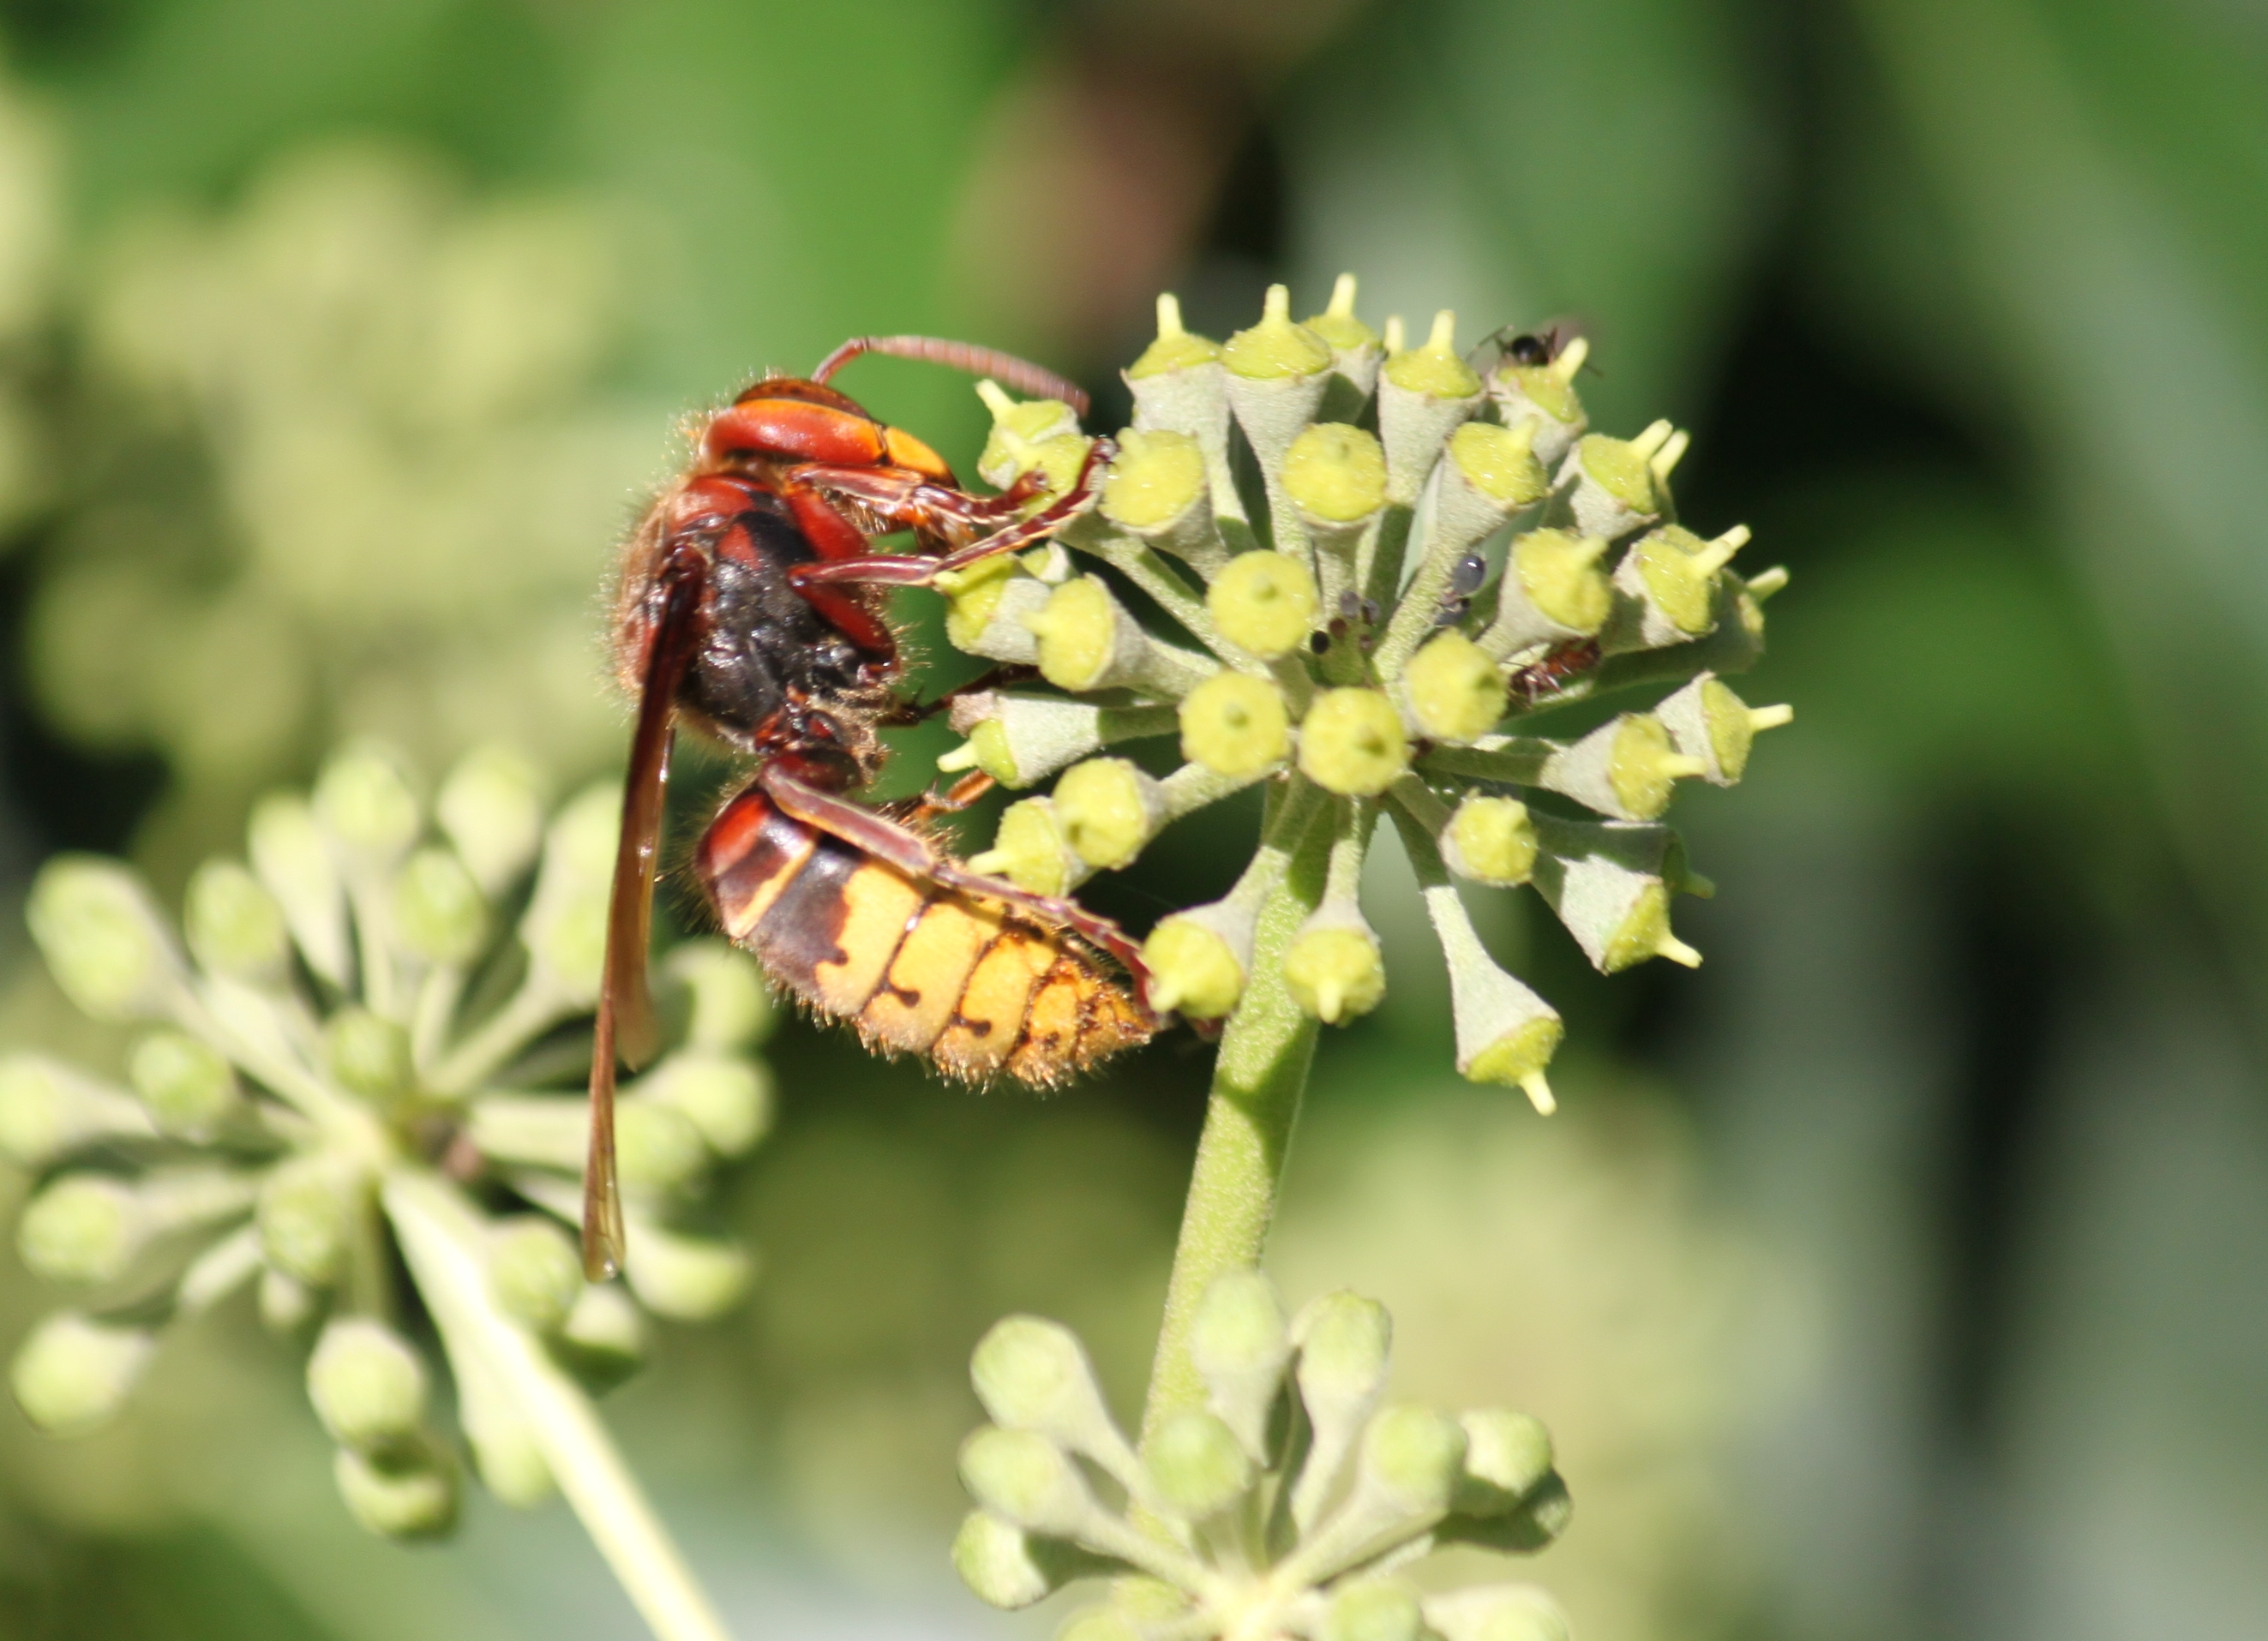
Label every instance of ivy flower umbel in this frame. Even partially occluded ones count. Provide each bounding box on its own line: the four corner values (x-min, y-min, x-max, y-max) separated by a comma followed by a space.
954, 1272, 1573, 1641
939, 278, 1791, 1111
3, 742, 760, 1638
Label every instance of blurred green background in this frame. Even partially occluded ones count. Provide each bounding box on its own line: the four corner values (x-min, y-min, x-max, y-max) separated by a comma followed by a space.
3, 1, 2266, 1638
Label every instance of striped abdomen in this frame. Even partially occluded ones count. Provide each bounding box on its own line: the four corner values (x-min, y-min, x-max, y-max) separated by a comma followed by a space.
695, 788, 1151, 1086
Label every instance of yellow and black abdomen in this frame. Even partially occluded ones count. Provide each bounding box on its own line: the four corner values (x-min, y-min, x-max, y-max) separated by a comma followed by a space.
695, 788, 1150, 1086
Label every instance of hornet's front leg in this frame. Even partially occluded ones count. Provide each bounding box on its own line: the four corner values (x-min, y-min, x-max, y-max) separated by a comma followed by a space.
788, 438, 1116, 594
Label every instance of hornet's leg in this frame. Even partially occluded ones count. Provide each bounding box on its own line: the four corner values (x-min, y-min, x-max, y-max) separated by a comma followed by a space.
787, 462, 1053, 550
789, 438, 1116, 593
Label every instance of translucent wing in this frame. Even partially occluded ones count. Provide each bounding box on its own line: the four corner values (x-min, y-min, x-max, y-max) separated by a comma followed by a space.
584, 545, 707, 1279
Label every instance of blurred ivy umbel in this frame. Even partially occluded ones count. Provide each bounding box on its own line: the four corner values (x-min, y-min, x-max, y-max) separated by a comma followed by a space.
3, 742, 764, 1641
935, 278, 1789, 1638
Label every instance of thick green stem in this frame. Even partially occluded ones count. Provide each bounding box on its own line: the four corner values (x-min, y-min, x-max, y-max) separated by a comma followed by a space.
383, 1170, 731, 1641
1139, 788, 1333, 1445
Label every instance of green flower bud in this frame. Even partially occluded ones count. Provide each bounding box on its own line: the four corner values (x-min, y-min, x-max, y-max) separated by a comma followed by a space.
946, 694, 1181, 790
21, 1165, 258, 1287
1421, 880, 1562, 1111
1539, 713, 1706, 822
315, 741, 421, 866
1125, 296, 1241, 537
1379, 311, 1484, 504
642, 1051, 771, 1158
435, 744, 547, 895
1383, 310, 1480, 400
1611, 524, 1745, 645
1450, 964, 1563, 1111
1224, 284, 1331, 381
1654, 673, 1792, 785
1289, 1290, 1399, 1533
184, 859, 291, 982
1455, 1410, 1554, 1515
0, 1054, 154, 1164
623, 1220, 755, 1321
1481, 530, 1611, 656
1403, 632, 1507, 745
1560, 424, 1670, 540
27, 856, 181, 1021
1098, 428, 1229, 574
1179, 673, 1291, 778
1298, 689, 1409, 797
391, 847, 486, 967
1533, 853, 1700, 973
1102, 428, 1205, 530
967, 797, 1085, 898
249, 793, 351, 986
10, 1311, 153, 1434
1283, 423, 1388, 523
1441, 1470, 1575, 1553
555, 1280, 647, 1392
1359, 1404, 1467, 1517
1128, 291, 1222, 380
1143, 902, 1254, 1020
333, 1438, 459, 1541
942, 554, 1050, 662
1294, 1291, 1393, 1422
18, 1174, 141, 1285
1025, 575, 1215, 697
615, 1100, 707, 1193
1425, 1586, 1572, 1641
325, 1007, 413, 1109
1448, 421, 1547, 510
1144, 1409, 1251, 1520
977, 380, 1083, 492
259, 1156, 356, 1286
488, 1214, 584, 1333
1323, 1581, 1425, 1641
1443, 795, 1536, 887
1053, 758, 1167, 870
308, 1318, 429, 1454
1282, 911, 1387, 1026
1189, 1270, 1290, 1458
1209, 551, 1318, 660
665, 941, 773, 1051
1487, 334, 1590, 468
959, 1426, 1095, 1538
129, 1032, 242, 1138
953, 1512, 1072, 1609
1026, 576, 1125, 691
971, 1315, 1131, 1466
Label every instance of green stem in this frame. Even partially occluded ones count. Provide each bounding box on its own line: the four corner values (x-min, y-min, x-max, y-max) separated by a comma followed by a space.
1138, 783, 1333, 1445
383, 1170, 732, 1641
